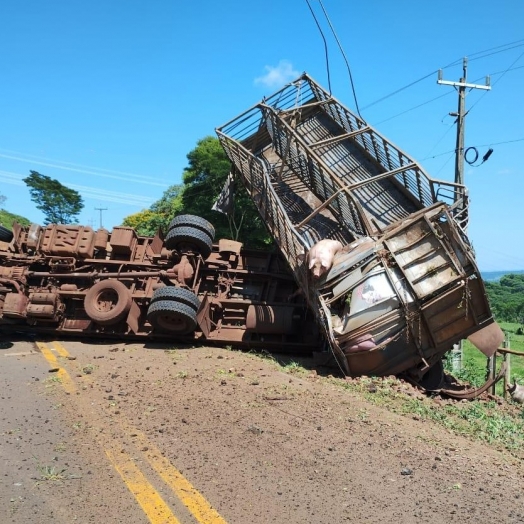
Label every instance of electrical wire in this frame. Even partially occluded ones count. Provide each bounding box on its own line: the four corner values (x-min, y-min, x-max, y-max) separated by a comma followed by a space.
362, 40, 524, 112
422, 138, 524, 163
304, 0, 332, 95
467, 41, 524, 63
374, 91, 452, 125
317, 0, 363, 118
424, 118, 455, 159
468, 49, 524, 114
434, 152, 456, 177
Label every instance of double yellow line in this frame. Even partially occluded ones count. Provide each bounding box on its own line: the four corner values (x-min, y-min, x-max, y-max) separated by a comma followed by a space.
36, 341, 228, 524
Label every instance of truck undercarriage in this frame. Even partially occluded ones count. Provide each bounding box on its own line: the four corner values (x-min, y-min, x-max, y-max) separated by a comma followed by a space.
0, 218, 321, 353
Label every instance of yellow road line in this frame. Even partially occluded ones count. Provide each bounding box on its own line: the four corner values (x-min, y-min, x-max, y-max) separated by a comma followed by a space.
50, 340, 70, 358
36, 340, 228, 523
126, 427, 228, 524
35, 341, 76, 394
105, 448, 181, 524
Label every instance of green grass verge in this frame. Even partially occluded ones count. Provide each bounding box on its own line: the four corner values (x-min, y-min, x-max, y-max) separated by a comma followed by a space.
0, 209, 30, 228
448, 323, 524, 393
336, 375, 524, 457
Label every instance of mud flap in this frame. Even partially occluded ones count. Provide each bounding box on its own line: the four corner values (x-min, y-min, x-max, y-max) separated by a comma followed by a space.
196, 294, 212, 338
126, 301, 141, 334
467, 321, 504, 357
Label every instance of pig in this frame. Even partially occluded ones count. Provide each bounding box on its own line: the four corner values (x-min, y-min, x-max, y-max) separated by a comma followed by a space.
508, 381, 524, 404
298, 239, 343, 279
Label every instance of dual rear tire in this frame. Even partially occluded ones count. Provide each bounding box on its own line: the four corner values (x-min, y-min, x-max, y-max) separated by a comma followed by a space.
164, 215, 215, 259
147, 286, 200, 335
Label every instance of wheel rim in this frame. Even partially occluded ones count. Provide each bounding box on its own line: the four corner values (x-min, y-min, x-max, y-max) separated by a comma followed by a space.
94, 289, 119, 314
155, 312, 192, 332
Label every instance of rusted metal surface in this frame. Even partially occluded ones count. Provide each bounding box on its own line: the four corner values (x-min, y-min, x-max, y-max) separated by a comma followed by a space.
0, 218, 321, 352
439, 362, 507, 400
216, 73, 497, 380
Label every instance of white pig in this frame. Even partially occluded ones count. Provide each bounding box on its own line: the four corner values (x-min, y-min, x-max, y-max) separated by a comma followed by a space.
298, 239, 343, 279
508, 381, 524, 404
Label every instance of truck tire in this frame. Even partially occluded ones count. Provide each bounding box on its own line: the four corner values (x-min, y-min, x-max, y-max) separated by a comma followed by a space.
0, 225, 13, 242
150, 286, 200, 311
84, 279, 132, 326
164, 226, 213, 259
147, 300, 197, 334
168, 215, 215, 241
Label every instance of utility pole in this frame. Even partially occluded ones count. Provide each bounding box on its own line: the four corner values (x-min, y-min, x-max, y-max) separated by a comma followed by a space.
437, 58, 491, 221
437, 57, 491, 371
94, 207, 108, 229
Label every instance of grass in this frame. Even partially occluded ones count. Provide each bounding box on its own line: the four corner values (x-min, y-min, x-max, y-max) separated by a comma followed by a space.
261, 357, 524, 457
445, 322, 524, 394
282, 361, 306, 374
336, 375, 524, 456
81, 364, 95, 375
33, 456, 68, 482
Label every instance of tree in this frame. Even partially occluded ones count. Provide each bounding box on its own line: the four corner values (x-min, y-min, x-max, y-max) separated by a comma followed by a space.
0, 193, 6, 208
180, 136, 271, 248
122, 184, 184, 236
23, 171, 84, 224
122, 137, 271, 248
485, 273, 524, 323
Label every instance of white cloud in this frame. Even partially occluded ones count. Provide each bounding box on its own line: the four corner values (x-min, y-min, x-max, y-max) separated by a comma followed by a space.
254, 60, 300, 89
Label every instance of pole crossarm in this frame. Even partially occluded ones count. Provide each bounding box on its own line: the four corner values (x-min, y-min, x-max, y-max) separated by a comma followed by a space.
437, 79, 491, 90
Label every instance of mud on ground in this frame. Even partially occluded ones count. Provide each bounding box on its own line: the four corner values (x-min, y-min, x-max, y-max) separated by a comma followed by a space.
3, 339, 524, 523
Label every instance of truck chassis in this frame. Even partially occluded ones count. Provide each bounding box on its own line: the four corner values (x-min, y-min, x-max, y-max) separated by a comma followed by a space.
0, 218, 321, 353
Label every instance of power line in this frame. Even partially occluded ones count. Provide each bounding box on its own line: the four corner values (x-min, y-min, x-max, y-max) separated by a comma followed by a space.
362, 40, 524, 112
468, 49, 524, 114
422, 137, 524, 162
317, 0, 363, 118
374, 91, 452, 125
304, 0, 332, 94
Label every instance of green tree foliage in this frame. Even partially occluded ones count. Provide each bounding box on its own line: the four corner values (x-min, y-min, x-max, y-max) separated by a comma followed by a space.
122, 185, 183, 236
485, 274, 524, 323
23, 171, 84, 224
179, 136, 271, 248
123, 137, 271, 248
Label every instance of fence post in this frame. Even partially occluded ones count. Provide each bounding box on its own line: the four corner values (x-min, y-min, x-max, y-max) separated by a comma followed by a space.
503, 333, 511, 400
486, 352, 496, 395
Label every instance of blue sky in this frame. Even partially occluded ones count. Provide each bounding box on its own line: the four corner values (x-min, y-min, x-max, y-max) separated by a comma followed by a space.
1, 0, 523, 270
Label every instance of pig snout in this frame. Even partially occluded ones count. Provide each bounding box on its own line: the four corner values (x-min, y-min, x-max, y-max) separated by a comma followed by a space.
307, 239, 343, 279
508, 382, 524, 404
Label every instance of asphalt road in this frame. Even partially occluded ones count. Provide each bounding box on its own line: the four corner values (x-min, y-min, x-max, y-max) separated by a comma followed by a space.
3, 337, 524, 524
1, 338, 226, 524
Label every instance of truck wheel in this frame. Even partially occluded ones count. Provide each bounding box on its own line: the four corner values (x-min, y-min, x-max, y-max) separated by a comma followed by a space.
168, 215, 215, 241
84, 280, 132, 326
164, 226, 213, 259
417, 360, 445, 391
147, 300, 197, 334
150, 286, 200, 311
0, 225, 13, 242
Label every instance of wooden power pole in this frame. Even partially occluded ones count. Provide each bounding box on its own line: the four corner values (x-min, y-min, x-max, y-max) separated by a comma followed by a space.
438, 58, 491, 216
437, 57, 491, 370
94, 207, 108, 229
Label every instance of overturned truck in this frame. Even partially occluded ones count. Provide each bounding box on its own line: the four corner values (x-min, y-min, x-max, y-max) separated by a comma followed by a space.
216, 73, 503, 387
0, 219, 321, 352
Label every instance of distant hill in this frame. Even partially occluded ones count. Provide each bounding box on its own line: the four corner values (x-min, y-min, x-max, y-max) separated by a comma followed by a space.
482, 270, 524, 282
0, 209, 30, 228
